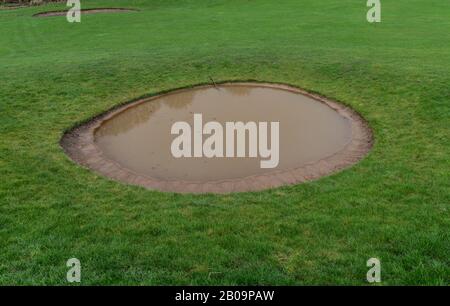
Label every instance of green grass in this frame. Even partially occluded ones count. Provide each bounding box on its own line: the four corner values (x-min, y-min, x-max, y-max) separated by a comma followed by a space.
0, 0, 448, 285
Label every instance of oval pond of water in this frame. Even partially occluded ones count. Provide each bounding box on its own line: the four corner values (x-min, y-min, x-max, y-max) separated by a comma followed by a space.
62, 83, 372, 193
95, 84, 352, 180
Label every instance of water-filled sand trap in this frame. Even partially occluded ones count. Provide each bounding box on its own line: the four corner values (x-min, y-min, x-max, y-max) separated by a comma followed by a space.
61, 83, 372, 193
33, 8, 138, 17
0, 5, 27, 10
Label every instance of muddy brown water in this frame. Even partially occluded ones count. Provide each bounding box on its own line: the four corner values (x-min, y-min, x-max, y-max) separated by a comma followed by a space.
62, 83, 372, 193
94, 84, 353, 182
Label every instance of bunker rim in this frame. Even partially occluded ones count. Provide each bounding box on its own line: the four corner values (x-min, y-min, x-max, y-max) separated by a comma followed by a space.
60, 82, 373, 194
32, 8, 139, 17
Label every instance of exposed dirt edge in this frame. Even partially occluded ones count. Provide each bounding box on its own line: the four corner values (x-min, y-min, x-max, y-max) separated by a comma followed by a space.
60, 82, 373, 194
33, 8, 139, 17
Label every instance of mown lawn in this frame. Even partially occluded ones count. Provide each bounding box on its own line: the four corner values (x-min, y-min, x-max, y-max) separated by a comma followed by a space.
0, 0, 448, 285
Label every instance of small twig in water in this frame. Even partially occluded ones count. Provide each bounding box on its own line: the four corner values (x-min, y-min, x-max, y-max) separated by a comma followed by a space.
209, 76, 218, 88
